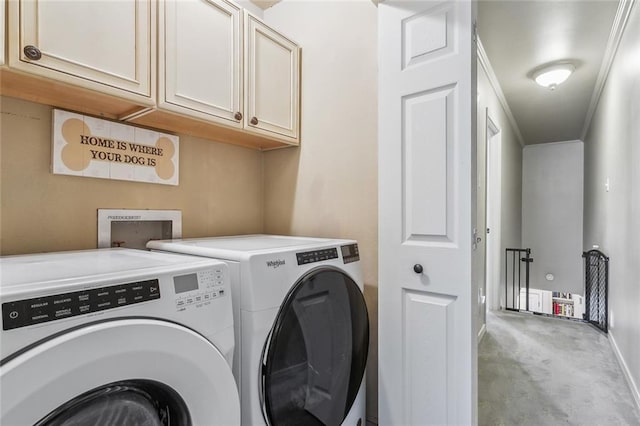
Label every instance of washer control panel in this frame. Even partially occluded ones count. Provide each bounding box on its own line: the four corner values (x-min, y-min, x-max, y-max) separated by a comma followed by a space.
296, 248, 339, 265
173, 268, 226, 312
2, 279, 160, 331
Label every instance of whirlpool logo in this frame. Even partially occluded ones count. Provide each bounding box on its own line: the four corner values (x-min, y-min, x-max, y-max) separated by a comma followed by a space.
266, 259, 286, 269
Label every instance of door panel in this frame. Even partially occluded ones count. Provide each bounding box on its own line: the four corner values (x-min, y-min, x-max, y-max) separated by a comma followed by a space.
403, 84, 456, 243
35, 380, 188, 426
402, 2, 455, 68
262, 269, 368, 426
162, 0, 242, 124
379, 0, 477, 424
0, 319, 239, 425
18, 0, 152, 96
245, 12, 299, 141
403, 290, 456, 424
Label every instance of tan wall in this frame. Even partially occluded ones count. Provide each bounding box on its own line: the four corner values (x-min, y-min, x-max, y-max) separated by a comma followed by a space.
0, 96, 264, 255
262, 1, 379, 422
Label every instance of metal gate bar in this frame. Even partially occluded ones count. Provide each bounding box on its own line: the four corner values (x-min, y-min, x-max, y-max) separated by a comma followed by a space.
583, 250, 609, 332
505, 248, 533, 311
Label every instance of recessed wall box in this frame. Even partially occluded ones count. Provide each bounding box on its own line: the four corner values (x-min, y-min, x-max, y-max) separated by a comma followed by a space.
98, 209, 182, 250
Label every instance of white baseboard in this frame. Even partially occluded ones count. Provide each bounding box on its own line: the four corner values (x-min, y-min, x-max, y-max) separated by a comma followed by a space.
609, 331, 640, 411
478, 323, 487, 343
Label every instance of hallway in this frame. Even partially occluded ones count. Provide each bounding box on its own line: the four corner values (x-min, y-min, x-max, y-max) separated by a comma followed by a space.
479, 311, 640, 425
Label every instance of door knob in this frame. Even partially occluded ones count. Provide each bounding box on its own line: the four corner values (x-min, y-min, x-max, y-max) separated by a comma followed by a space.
413, 264, 423, 274
234, 112, 243, 121
23, 45, 42, 60
250, 117, 259, 125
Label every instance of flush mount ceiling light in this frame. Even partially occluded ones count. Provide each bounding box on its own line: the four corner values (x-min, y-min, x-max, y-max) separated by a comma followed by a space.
533, 63, 575, 90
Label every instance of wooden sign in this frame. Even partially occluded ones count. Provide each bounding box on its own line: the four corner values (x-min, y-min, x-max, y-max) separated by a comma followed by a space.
52, 110, 179, 185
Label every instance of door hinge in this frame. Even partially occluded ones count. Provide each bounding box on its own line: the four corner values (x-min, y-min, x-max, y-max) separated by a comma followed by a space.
473, 21, 478, 42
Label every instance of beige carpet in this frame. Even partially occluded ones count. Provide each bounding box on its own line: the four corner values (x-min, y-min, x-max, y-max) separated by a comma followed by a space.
479, 310, 640, 426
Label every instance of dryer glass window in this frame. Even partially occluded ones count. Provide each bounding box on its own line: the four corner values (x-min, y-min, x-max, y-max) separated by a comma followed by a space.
262, 268, 369, 426
35, 380, 190, 426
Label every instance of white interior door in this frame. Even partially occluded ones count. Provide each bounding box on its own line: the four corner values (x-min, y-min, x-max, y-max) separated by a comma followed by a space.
378, 1, 477, 424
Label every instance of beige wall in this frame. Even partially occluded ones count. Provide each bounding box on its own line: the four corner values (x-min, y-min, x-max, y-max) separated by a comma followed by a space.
583, 2, 640, 409
262, 0, 379, 422
0, 96, 264, 255
2, 1, 379, 419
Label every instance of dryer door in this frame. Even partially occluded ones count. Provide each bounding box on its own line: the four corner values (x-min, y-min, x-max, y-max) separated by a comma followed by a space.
261, 268, 369, 426
0, 319, 239, 425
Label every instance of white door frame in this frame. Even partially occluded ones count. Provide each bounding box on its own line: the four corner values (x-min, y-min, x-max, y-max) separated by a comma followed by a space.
484, 110, 502, 312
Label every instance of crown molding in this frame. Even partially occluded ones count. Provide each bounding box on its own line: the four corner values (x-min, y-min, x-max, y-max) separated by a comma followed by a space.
477, 37, 526, 147
580, 0, 637, 140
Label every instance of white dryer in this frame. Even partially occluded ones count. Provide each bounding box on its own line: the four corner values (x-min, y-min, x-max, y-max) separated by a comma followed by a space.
148, 235, 369, 426
0, 248, 240, 425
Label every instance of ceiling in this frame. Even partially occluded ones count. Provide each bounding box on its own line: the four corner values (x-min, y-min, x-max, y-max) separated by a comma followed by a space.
478, 0, 620, 144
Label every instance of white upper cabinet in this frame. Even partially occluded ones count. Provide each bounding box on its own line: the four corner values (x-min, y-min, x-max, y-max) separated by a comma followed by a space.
244, 12, 300, 142
160, 0, 242, 126
1, 0, 299, 148
9, 0, 154, 99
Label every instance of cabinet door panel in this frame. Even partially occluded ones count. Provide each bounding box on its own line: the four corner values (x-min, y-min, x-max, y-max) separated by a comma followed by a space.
162, 0, 241, 124
245, 12, 299, 141
18, 0, 152, 96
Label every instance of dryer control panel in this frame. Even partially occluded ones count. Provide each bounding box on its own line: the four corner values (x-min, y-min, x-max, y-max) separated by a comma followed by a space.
2, 280, 160, 331
296, 248, 339, 265
340, 243, 360, 264
173, 269, 226, 312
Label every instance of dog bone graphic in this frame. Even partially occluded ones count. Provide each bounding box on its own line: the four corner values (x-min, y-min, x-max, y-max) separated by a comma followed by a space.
61, 118, 175, 180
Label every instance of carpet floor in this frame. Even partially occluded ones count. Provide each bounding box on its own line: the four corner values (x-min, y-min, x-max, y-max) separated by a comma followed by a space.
479, 310, 640, 426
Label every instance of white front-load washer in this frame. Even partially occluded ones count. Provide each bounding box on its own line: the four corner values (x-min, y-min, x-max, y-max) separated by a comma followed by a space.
0, 248, 240, 425
147, 234, 369, 426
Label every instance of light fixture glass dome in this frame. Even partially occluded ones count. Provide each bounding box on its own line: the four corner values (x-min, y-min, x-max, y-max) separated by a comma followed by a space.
533, 63, 575, 90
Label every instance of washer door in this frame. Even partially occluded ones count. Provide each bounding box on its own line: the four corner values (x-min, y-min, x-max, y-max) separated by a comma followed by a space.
0, 319, 240, 425
261, 268, 369, 426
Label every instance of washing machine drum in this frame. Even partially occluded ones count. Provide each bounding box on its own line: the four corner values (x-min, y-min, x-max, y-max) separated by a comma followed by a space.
261, 268, 369, 426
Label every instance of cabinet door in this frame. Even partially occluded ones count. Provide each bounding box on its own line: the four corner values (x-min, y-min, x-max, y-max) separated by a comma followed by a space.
245, 12, 299, 142
13, 0, 152, 97
161, 0, 242, 126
